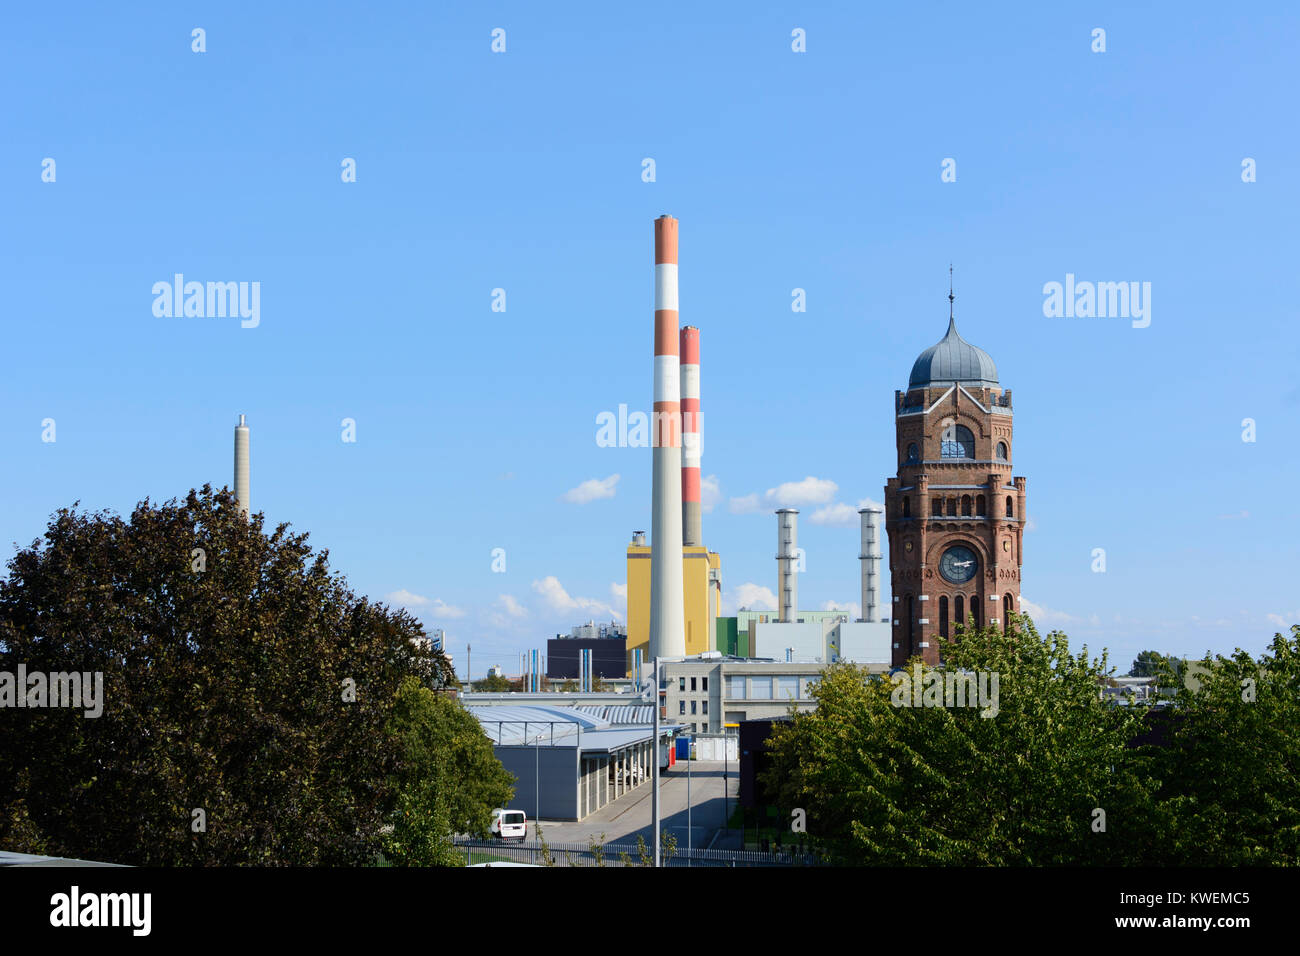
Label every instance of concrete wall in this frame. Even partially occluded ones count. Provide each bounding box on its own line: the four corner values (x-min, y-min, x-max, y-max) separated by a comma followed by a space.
831, 622, 892, 665
752, 621, 824, 662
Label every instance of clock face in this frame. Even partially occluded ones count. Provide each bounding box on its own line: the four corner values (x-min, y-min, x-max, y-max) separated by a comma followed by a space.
940, 545, 978, 584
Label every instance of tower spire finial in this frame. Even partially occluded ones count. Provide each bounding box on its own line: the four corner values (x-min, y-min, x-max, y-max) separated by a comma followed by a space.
948, 263, 954, 320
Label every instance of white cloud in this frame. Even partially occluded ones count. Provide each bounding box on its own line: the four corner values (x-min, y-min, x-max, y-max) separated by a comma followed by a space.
821, 599, 861, 618
727, 582, 778, 613
428, 599, 467, 619
729, 493, 761, 514
498, 594, 528, 618
700, 474, 722, 514
385, 588, 430, 608
1267, 611, 1299, 629
562, 474, 619, 504
384, 590, 467, 619
809, 496, 882, 527
531, 576, 622, 621
809, 503, 859, 526
1217, 510, 1250, 520
609, 582, 628, 617
1018, 596, 1082, 627
765, 476, 838, 507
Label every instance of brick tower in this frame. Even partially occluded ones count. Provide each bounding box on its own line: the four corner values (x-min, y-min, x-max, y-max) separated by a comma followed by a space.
884, 274, 1026, 666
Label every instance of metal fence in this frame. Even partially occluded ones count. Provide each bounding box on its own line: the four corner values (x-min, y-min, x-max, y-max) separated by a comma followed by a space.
453, 837, 820, 867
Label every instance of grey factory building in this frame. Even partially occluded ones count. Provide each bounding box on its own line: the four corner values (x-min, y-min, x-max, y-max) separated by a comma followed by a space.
470, 704, 678, 821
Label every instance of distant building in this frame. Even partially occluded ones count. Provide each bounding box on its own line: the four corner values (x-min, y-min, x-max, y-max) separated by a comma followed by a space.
569, 620, 626, 641
713, 612, 890, 666
626, 532, 722, 669
546, 636, 627, 680
488, 664, 504, 679
469, 704, 677, 820
660, 655, 891, 735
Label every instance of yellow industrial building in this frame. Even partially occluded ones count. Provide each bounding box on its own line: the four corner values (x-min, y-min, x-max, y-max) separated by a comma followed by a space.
625, 532, 721, 669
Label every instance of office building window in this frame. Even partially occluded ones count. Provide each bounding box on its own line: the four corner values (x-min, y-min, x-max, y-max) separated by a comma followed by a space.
777, 676, 798, 700
691, 700, 697, 714
679, 700, 685, 715
678, 676, 685, 691
750, 677, 772, 700
690, 677, 696, 691
701, 676, 708, 691
728, 675, 746, 698
701, 700, 708, 714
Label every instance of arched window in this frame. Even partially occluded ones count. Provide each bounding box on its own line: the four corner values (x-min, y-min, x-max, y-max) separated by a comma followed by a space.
941, 424, 975, 459
905, 443, 919, 464
961, 495, 972, 516
1003, 594, 1014, 633
996, 441, 1008, 461
947, 498, 957, 517
939, 596, 949, 639
971, 601, 981, 630
931, 497, 942, 517
902, 497, 911, 518
976, 494, 986, 516
954, 595, 964, 632
1005, 496, 1014, 517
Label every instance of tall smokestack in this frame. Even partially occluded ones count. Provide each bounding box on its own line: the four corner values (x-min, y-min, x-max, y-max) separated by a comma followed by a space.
649, 215, 687, 661
776, 509, 798, 623
859, 507, 883, 622
680, 326, 702, 548
234, 414, 250, 518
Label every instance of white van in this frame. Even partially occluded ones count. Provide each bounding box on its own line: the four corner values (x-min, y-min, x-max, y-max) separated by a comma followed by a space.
490, 808, 527, 841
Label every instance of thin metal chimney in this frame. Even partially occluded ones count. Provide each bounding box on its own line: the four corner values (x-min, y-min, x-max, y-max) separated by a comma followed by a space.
859, 507, 883, 622
234, 414, 250, 517
776, 509, 799, 623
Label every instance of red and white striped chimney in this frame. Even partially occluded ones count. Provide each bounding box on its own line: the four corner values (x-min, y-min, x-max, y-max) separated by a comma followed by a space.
649, 215, 686, 660
680, 326, 702, 548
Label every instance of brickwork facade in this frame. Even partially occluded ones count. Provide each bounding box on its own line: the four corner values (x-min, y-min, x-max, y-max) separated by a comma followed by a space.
884, 335, 1026, 666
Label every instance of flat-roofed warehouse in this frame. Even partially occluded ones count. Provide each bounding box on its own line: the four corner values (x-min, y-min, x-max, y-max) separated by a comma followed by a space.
470, 704, 678, 821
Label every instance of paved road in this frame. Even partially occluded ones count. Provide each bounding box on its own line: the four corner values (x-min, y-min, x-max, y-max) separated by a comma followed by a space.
538, 760, 738, 850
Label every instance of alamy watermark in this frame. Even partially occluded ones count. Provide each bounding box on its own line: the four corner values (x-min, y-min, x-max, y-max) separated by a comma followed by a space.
1042, 274, 1150, 328
596, 404, 703, 449
890, 664, 999, 718
1, 665, 104, 718
152, 274, 260, 328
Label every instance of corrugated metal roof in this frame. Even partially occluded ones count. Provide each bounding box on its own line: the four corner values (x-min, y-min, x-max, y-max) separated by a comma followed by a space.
574, 704, 654, 724
472, 704, 679, 751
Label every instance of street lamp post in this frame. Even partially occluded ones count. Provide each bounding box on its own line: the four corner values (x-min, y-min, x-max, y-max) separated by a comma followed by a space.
686, 738, 692, 867
652, 656, 660, 867
534, 731, 543, 850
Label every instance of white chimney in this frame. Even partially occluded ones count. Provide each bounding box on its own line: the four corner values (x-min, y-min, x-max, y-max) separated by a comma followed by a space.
776, 509, 799, 624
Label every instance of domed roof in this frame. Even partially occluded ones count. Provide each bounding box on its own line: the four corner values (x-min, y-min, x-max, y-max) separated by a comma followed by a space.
908, 316, 999, 389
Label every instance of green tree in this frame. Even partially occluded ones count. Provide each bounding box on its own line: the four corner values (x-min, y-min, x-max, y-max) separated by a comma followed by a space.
1129, 650, 1164, 677
382, 677, 515, 866
761, 615, 1164, 865
473, 673, 513, 692
0, 486, 452, 865
1129, 650, 1183, 679
1142, 626, 1300, 865
559, 679, 578, 693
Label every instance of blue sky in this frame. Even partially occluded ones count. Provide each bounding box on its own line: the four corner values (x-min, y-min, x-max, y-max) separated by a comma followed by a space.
2, 2, 1297, 677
